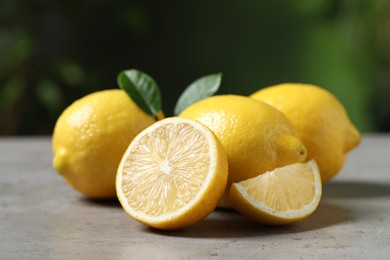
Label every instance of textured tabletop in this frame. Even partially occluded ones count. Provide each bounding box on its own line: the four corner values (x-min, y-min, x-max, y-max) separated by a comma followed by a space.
1, 136, 390, 259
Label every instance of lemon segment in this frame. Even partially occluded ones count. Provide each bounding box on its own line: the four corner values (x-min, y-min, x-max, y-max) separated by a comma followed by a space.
230, 160, 322, 225
116, 117, 228, 230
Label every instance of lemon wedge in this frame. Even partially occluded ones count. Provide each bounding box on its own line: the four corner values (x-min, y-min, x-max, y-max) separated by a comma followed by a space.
230, 160, 322, 225
116, 117, 228, 230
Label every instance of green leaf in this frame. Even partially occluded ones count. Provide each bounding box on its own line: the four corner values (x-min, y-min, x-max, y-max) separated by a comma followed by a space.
118, 69, 162, 119
174, 73, 222, 116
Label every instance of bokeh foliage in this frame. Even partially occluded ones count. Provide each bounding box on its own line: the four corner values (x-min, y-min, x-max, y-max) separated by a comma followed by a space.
0, 0, 389, 134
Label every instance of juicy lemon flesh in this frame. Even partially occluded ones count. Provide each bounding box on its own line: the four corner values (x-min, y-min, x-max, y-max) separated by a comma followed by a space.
117, 118, 228, 230
241, 162, 314, 211
121, 122, 210, 216
230, 160, 321, 225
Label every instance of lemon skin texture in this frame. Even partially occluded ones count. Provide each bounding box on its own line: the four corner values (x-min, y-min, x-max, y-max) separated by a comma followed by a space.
251, 83, 361, 183
179, 95, 307, 189
52, 89, 161, 198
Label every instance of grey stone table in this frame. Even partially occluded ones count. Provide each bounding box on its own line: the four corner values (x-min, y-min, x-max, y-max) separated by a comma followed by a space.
1, 136, 390, 259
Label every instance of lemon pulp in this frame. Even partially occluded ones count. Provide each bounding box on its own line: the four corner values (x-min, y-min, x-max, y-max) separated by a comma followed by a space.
241, 162, 315, 211
116, 117, 228, 230
121, 122, 210, 216
230, 160, 322, 225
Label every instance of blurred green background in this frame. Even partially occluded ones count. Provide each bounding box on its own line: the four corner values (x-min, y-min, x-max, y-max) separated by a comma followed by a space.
1, 0, 389, 135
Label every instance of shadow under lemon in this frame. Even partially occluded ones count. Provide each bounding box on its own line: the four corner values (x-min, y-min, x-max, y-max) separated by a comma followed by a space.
77, 180, 390, 238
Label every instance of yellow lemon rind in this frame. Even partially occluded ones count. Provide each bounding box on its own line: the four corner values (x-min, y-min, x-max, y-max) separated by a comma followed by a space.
52, 89, 161, 198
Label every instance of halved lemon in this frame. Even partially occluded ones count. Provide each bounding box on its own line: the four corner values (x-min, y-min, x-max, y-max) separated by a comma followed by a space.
229, 160, 322, 225
116, 117, 228, 230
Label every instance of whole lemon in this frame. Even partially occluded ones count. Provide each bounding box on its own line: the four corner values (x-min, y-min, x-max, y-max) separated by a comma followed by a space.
179, 95, 307, 190
52, 89, 161, 198
251, 83, 361, 183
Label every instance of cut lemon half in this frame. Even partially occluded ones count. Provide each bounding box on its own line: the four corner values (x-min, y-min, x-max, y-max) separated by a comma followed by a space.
230, 160, 322, 225
116, 117, 228, 230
